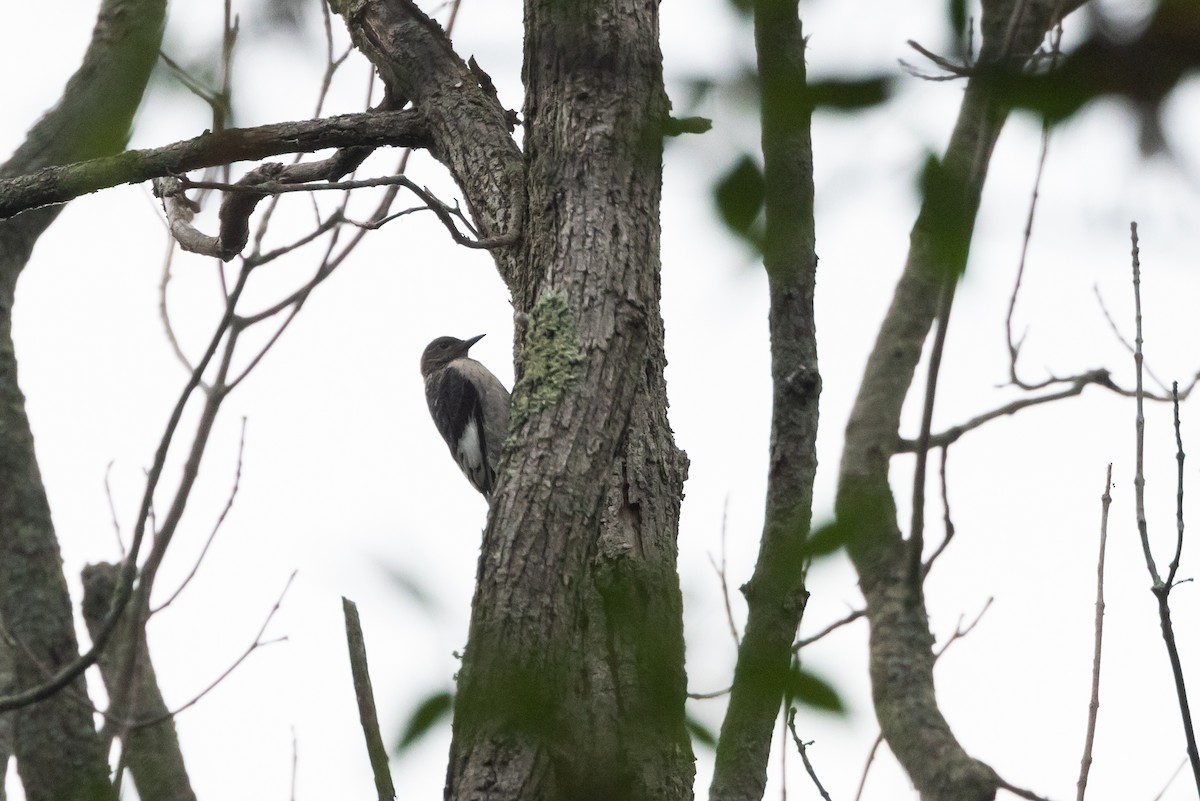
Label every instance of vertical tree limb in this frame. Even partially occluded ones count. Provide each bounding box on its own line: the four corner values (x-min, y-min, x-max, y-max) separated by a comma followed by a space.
835, 2, 1089, 798
709, 1, 820, 798
81, 564, 197, 801
0, 1, 165, 800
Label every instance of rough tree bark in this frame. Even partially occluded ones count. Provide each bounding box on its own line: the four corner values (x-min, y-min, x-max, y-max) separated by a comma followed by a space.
82, 564, 197, 801
835, 1, 1090, 799
709, 0, 820, 799
330, 0, 694, 798
0, 2, 164, 800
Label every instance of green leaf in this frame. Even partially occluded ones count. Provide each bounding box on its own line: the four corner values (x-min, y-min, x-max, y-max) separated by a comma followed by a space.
395, 690, 454, 753
803, 518, 848, 559
686, 715, 718, 749
715, 155, 765, 237
807, 78, 892, 111
785, 665, 846, 715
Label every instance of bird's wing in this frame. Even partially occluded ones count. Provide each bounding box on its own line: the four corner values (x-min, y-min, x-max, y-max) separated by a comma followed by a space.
426, 367, 494, 495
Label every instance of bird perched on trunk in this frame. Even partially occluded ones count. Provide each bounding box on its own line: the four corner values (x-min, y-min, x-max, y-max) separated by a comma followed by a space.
420, 334, 511, 497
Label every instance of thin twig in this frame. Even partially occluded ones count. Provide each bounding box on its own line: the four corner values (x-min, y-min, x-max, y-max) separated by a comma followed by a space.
129, 571, 294, 729
1093, 286, 1170, 395
793, 609, 864, 652
159, 238, 199, 376
1168, 382, 1185, 588
1129, 222, 1200, 792
1131, 222, 1159, 582
1149, 757, 1189, 801
909, 278, 957, 590
922, 446, 956, 575
1004, 23, 1062, 391
853, 733, 884, 801
785, 708, 832, 801
709, 496, 740, 647
897, 369, 1115, 451
997, 778, 1054, 801
104, 461, 126, 557
1076, 463, 1112, 801
151, 417, 249, 614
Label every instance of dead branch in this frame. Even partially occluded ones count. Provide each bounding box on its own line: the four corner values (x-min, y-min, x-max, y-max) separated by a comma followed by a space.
1128, 223, 1200, 791
1075, 463, 1112, 801
343, 598, 397, 801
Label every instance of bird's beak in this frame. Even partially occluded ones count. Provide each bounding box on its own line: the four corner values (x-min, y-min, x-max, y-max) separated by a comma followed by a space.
464, 333, 486, 350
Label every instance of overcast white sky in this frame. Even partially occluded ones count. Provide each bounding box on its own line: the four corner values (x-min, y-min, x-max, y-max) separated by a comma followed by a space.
3, 0, 1200, 799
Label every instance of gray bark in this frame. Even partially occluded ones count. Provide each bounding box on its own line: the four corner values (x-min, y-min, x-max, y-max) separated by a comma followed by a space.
835, 1, 1090, 799
330, 1, 694, 798
709, 1, 820, 798
0, 110, 431, 220
81, 564, 197, 801
0, 1, 164, 800
0, 636, 11, 801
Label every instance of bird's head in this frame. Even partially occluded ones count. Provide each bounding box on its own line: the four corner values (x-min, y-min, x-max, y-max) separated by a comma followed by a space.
420, 334, 485, 377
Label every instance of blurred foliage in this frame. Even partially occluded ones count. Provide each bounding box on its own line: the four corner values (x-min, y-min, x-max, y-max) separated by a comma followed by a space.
784, 662, 846, 715
715, 155, 765, 249
686, 715, 718, 749
916, 151, 972, 283
994, 0, 1200, 154
396, 689, 454, 753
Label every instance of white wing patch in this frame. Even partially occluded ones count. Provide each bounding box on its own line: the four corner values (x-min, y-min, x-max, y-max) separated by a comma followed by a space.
455, 418, 486, 485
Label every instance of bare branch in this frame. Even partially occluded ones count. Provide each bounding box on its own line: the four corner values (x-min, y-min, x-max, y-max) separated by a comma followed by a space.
104, 461, 127, 557
1168, 383, 1185, 588
709, 498, 741, 647
792, 609, 864, 652
1132, 222, 1159, 583
922, 446, 956, 574
152, 417, 249, 614
853, 733, 885, 801
1093, 286, 1171, 395
908, 280, 956, 591
0, 110, 431, 220
785, 708, 832, 801
1129, 222, 1200, 791
343, 598, 397, 801
896, 370, 1115, 452
1076, 463, 1112, 801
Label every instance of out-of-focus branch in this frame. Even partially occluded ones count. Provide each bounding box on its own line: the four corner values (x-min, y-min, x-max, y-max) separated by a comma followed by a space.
834, 1, 1090, 798
709, 1, 820, 798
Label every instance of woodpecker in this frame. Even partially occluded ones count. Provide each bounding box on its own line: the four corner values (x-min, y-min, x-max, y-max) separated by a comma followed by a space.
420, 334, 511, 497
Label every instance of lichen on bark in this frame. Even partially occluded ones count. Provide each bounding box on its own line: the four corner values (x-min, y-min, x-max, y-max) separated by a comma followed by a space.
510, 290, 584, 428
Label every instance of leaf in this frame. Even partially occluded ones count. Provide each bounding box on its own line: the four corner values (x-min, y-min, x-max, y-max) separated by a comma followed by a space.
686, 715, 718, 749
785, 665, 846, 715
806, 78, 892, 111
395, 690, 454, 753
803, 519, 848, 559
715, 155, 765, 237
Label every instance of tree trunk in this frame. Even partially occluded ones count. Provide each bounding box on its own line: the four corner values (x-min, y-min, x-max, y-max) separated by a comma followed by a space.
709, 1, 820, 798
836, 1, 1091, 799
0, 2, 164, 800
444, 1, 695, 799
